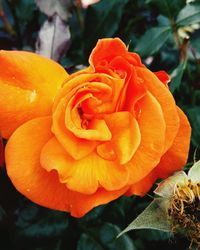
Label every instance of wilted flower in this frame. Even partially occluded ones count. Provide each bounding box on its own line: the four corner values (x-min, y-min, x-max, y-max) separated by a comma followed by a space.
155, 161, 200, 247
120, 161, 200, 249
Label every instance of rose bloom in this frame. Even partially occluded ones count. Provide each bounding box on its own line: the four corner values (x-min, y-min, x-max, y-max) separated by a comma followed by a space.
0, 38, 191, 217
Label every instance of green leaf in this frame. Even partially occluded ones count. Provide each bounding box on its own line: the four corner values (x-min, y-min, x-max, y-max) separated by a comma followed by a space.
77, 234, 103, 250
147, 0, 186, 19
169, 60, 187, 93
15, 0, 37, 33
176, 3, 200, 27
118, 198, 171, 237
134, 26, 171, 57
77, 223, 136, 250
185, 107, 200, 146
83, 0, 128, 57
16, 204, 69, 239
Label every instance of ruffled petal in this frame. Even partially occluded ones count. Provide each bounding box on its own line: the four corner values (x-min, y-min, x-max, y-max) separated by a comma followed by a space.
97, 112, 141, 164
52, 97, 97, 160
68, 186, 129, 218
0, 50, 68, 138
153, 107, 191, 178
89, 38, 127, 68
41, 137, 129, 194
125, 171, 156, 196
126, 107, 191, 196
5, 117, 129, 217
135, 67, 180, 153
5, 117, 71, 212
89, 38, 143, 69
126, 92, 166, 184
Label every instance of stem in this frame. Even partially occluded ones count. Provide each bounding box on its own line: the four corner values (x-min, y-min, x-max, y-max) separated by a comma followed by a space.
170, 18, 189, 62
170, 18, 181, 49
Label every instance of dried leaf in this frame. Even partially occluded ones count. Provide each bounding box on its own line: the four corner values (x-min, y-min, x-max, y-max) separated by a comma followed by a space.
35, 0, 72, 21
36, 14, 71, 61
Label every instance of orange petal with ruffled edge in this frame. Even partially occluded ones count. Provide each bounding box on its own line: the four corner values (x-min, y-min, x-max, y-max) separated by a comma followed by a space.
135, 67, 180, 153
154, 107, 191, 178
0, 50, 68, 138
5, 117, 71, 211
126, 92, 166, 184
89, 38, 143, 70
68, 186, 129, 218
41, 137, 129, 194
97, 112, 141, 164
52, 97, 97, 160
5, 117, 129, 217
126, 107, 191, 196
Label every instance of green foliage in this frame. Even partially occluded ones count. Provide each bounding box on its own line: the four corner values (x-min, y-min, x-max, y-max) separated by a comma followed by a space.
176, 3, 200, 27
134, 26, 171, 57
147, 0, 186, 18
77, 223, 136, 250
170, 60, 187, 93
15, 204, 69, 239
185, 107, 200, 146
83, 0, 129, 57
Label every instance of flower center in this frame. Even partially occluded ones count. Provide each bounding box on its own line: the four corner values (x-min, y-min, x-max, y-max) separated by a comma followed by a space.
168, 179, 200, 246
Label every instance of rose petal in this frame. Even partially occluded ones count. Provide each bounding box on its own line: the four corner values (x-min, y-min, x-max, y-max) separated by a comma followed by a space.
5, 117, 70, 212
0, 51, 68, 138
135, 67, 180, 153
65, 90, 112, 141
97, 112, 141, 164
5, 116, 129, 217
154, 107, 191, 178
52, 98, 97, 160
127, 107, 191, 196
68, 186, 129, 218
41, 137, 129, 194
89, 38, 142, 70
126, 92, 166, 184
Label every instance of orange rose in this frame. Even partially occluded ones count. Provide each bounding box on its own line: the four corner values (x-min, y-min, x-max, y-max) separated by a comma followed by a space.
0, 38, 191, 217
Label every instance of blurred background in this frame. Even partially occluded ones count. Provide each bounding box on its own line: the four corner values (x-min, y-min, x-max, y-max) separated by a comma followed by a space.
0, 0, 200, 249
